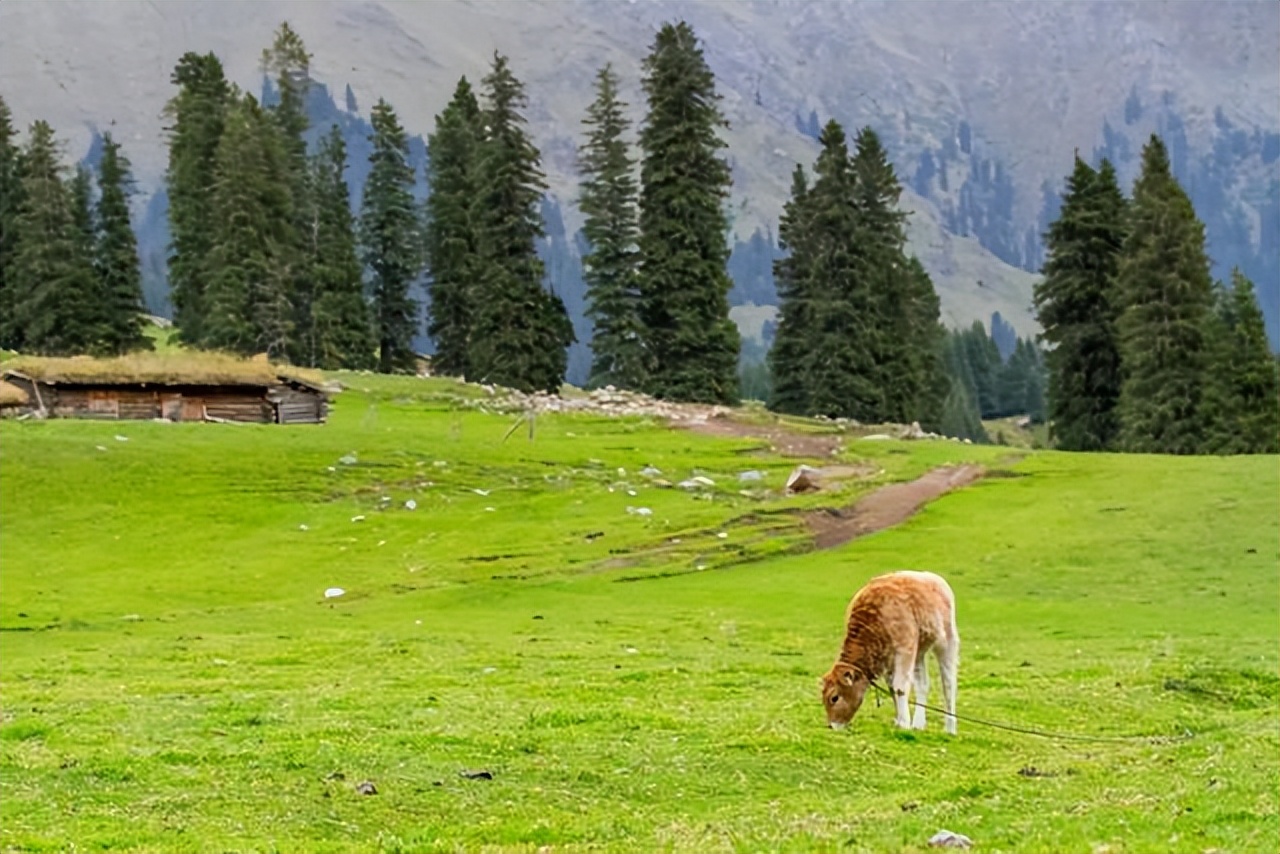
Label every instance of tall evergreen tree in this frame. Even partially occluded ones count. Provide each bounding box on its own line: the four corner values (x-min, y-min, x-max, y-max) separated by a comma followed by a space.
307, 126, 375, 369
768, 164, 817, 415
11, 121, 99, 355
1203, 270, 1280, 454
424, 76, 482, 378
468, 53, 574, 393
850, 127, 916, 422
261, 22, 313, 364
903, 255, 948, 429
93, 133, 150, 354
579, 63, 644, 390
0, 95, 22, 350
1115, 135, 1215, 454
164, 52, 231, 345
204, 94, 293, 356
803, 120, 880, 420
1034, 156, 1126, 450
359, 98, 422, 374
636, 21, 739, 404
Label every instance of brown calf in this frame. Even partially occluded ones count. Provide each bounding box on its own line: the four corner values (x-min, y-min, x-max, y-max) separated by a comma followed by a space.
821, 570, 959, 733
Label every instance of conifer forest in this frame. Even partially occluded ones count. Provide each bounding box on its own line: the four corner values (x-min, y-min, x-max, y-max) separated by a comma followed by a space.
1, 20, 1274, 452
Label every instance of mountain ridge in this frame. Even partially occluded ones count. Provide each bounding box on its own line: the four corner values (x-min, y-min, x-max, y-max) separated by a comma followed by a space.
3, 0, 1275, 352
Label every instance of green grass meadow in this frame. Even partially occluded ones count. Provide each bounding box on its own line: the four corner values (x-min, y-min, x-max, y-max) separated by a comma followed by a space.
1, 375, 1277, 853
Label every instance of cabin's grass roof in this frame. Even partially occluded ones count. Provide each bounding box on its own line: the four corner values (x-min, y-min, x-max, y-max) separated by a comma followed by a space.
0, 379, 30, 406
3, 353, 327, 389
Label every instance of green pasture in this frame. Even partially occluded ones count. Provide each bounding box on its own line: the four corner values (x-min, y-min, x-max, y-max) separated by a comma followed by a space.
0, 376, 1276, 853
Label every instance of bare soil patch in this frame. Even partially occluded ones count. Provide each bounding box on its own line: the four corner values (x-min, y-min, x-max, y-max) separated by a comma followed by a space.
805, 464, 984, 550
678, 415, 844, 458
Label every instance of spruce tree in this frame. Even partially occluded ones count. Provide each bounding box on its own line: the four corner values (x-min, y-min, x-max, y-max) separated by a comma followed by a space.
308, 126, 375, 369
261, 22, 313, 363
903, 256, 947, 428
0, 95, 22, 350
359, 98, 422, 374
424, 77, 482, 378
204, 94, 293, 356
11, 121, 99, 355
1115, 135, 1214, 454
468, 53, 574, 393
579, 63, 644, 390
803, 120, 881, 420
1034, 156, 1126, 450
164, 52, 231, 345
636, 21, 739, 404
850, 127, 915, 422
1203, 270, 1280, 454
94, 133, 150, 354
768, 164, 816, 415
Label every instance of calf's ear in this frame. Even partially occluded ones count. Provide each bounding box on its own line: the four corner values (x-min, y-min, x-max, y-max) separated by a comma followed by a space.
839, 669, 856, 687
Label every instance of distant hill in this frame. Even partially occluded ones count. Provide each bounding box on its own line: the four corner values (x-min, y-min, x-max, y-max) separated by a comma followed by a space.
3, 0, 1276, 381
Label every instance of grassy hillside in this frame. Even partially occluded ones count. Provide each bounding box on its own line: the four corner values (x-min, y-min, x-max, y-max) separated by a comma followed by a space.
1, 377, 1276, 853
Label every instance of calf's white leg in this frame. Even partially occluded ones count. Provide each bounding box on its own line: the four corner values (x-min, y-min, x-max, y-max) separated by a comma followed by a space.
911, 654, 930, 730
891, 649, 916, 729
936, 638, 959, 735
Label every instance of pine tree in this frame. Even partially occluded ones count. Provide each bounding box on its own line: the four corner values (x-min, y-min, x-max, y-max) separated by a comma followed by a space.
768, 164, 816, 415
359, 98, 422, 374
1115, 135, 1215, 454
903, 256, 947, 428
204, 94, 293, 356
579, 63, 644, 390
11, 121, 99, 355
0, 95, 23, 350
164, 52, 231, 345
94, 133, 150, 354
1203, 270, 1280, 454
261, 22, 313, 364
424, 76, 482, 378
804, 121, 883, 420
468, 53, 574, 393
1034, 156, 1126, 450
636, 21, 740, 404
850, 127, 916, 422
307, 126, 375, 369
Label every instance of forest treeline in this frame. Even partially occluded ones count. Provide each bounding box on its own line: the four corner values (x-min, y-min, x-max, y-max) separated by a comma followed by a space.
0, 21, 1273, 451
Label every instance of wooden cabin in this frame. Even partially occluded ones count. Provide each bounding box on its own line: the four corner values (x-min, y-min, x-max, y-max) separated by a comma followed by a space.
1, 355, 331, 425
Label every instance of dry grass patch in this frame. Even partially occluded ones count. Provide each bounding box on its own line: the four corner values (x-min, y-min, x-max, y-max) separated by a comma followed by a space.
5, 352, 325, 388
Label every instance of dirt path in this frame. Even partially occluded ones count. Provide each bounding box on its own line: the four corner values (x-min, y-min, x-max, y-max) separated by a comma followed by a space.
679, 415, 844, 458
805, 464, 985, 550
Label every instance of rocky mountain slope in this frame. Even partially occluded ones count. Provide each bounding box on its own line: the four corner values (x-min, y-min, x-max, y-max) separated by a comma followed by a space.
3, 0, 1276, 364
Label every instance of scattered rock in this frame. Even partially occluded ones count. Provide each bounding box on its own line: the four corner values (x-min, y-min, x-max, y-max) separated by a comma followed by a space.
324, 587, 345, 599
459, 769, 494, 780
898, 422, 929, 440
901, 801, 920, 812
785, 464, 821, 494
860, 433, 893, 441
355, 780, 378, 795
339, 453, 357, 466
350, 515, 365, 523
640, 465, 663, 477
299, 524, 309, 531
738, 470, 764, 481
404, 499, 417, 511
626, 506, 653, 516
114, 434, 129, 442
928, 830, 972, 848
472, 488, 490, 496
324, 771, 346, 781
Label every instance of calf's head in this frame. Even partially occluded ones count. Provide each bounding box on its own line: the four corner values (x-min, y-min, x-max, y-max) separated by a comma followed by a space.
821, 663, 870, 730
